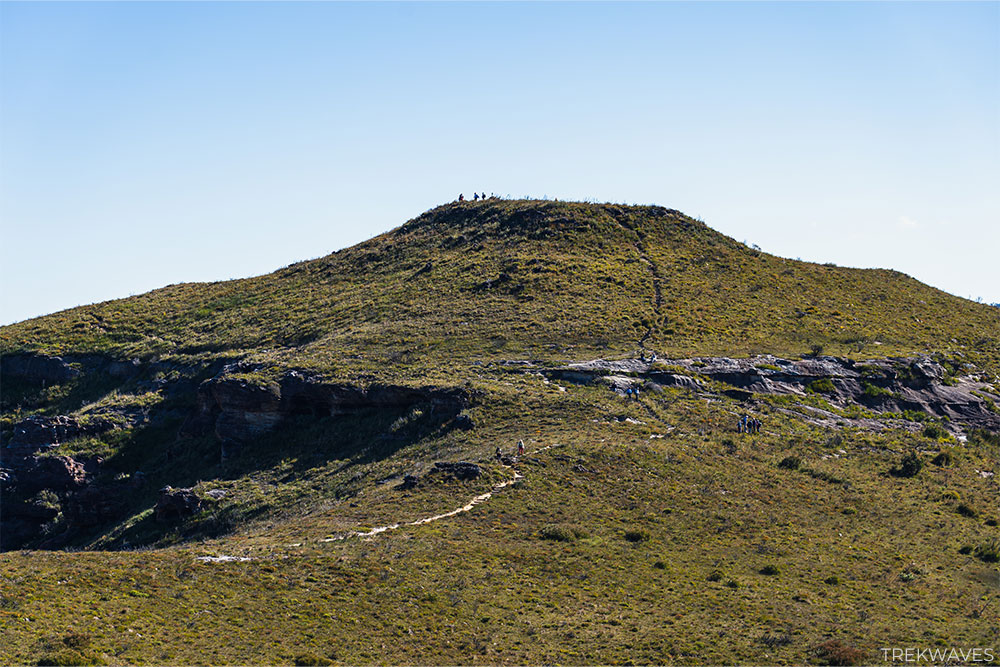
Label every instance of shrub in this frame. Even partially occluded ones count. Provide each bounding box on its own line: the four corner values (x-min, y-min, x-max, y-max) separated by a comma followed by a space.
37, 650, 104, 666
986, 518, 998, 527
956, 503, 977, 518
890, 452, 922, 478
958, 545, 973, 555
725, 579, 740, 589
824, 575, 840, 585
940, 490, 961, 502
653, 561, 666, 570
760, 632, 793, 647
807, 378, 836, 394
759, 564, 780, 576
862, 382, 894, 400
539, 524, 586, 542
294, 654, 333, 666
777, 456, 801, 470
815, 639, 865, 666
624, 528, 651, 543
61, 632, 91, 650
901, 409, 928, 422
809, 344, 824, 357
931, 449, 955, 468
707, 570, 723, 582
974, 538, 1000, 563
968, 428, 1000, 449
923, 423, 950, 440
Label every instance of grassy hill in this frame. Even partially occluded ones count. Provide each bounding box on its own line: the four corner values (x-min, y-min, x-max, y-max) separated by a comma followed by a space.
3, 199, 999, 377
1, 199, 998, 666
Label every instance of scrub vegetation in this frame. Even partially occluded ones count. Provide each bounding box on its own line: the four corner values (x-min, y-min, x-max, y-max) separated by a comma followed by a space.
1, 200, 997, 665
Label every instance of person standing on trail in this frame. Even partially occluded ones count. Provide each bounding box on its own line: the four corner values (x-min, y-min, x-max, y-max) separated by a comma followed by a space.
495, 446, 502, 460
634, 387, 641, 401
458, 193, 464, 202
517, 440, 525, 456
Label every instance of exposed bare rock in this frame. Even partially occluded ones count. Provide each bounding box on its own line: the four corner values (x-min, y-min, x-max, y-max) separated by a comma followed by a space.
155, 486, 202, 522
541, 355, 1000, 433
0, 353, 78, 384
14, 456, 89, 493
432, 461, 483, 480
182, 363, 470, 453
7, 415, 117, 456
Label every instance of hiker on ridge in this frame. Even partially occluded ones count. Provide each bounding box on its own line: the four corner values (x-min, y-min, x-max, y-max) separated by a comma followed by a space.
517, 440, 525, 456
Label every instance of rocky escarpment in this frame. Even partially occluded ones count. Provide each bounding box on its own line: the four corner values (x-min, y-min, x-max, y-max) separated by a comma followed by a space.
182, 363, 471, 458
538, 355, 1000, 433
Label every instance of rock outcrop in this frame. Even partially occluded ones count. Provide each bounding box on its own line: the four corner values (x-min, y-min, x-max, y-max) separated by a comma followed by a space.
1, 353, 79, 385
431, 461, 483, 480
542, 355, 1000, 433
7, 415, 117, 456
155, 486, 202, 522
182, 363, 470, 456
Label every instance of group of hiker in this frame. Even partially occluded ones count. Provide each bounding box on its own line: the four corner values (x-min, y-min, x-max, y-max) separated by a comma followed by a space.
495, 439, 526, 461
624, 386, 641, 401
457, 192, 494, 202
738, 414, 762, 434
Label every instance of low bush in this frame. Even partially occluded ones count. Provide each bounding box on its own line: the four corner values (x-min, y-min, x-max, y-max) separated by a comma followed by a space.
890, 452, 922, 478
294, 654, 333, 666
922, 423, 950, 440
862, 382, 894, 400
931, 449, 955, 466
968, 428, 1000, 449
807, 378, 836, 394
777, 456, 801, 470
815, 639, 865, 666
974, 538, 1000, 563
624, 528, 651, 543
36, 650, 104, 666
760, 632, 793, 647
759, 564, 780, 576
824, 575, 840, 585
956, 503, 977, 518
539, 524, 587, 542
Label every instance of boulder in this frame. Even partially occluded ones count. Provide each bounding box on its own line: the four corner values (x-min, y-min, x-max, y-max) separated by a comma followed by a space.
15, 456, 89, 493
432, 461, 483, 480
155, 486, 202, 522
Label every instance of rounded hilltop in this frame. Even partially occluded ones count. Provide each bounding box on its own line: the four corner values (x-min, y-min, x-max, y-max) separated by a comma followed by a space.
396, 197, 703, 238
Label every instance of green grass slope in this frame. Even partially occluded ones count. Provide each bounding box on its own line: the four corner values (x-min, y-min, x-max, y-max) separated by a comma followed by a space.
1, 380, 998, 665
3, 199, 998, 379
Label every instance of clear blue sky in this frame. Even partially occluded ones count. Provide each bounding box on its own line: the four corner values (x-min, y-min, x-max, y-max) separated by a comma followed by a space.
2, 1, 998, 325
